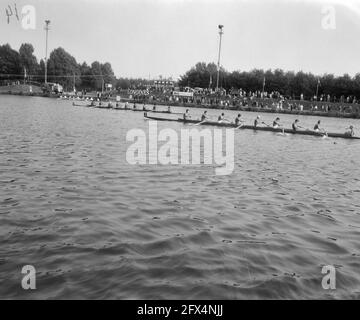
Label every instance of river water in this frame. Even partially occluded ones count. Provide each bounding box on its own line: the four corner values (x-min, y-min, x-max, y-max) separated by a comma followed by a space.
1, 95, 360, 299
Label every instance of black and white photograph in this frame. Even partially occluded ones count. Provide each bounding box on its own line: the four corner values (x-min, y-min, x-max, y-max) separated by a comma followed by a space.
1, 0, 360, 303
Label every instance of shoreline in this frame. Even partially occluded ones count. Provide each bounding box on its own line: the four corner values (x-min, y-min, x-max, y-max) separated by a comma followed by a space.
2, 91, 360, 119
127, 99, 360, 119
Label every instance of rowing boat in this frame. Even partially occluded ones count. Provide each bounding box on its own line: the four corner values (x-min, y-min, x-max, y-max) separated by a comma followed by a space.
73, 102, 90, 107
113, 107, 182, 114
104, 106, 182, 114
143, 114, 360, 140
73, 102, 182, 114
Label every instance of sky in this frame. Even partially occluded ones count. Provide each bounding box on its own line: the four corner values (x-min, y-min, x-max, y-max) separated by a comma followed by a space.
1, 0, 360, 79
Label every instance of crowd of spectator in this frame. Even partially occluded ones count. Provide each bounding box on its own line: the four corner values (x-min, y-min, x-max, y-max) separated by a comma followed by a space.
123, 85, 360, 115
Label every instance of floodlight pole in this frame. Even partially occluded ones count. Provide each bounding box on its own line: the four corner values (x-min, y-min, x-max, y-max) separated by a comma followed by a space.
216, 25, 224, 92
44, 20, 50, 84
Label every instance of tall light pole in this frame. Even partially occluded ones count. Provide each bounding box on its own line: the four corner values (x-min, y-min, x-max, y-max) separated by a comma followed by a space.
44, 20, 50, 84
315, 78, 320, 100
216, 25, 224, 92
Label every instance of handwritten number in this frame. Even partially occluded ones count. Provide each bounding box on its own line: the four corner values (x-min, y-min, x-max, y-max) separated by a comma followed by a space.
14, 3, 19, 20
5, 3, 19, 24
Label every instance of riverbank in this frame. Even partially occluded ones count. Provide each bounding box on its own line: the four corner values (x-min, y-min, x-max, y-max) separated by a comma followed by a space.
0, 84, 53, 97
2, 89, 359, 119
127, 99, 360, 119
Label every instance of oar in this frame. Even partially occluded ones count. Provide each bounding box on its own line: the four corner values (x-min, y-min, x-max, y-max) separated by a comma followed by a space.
194, 116, 214, 126
218, 118, 232, 124
192, 119, 206, 125
298, 125, 312, 131
236, 123, 245, 129
318, 128, 328, 136
263, 121, 286, 134
300, 127, 311, 131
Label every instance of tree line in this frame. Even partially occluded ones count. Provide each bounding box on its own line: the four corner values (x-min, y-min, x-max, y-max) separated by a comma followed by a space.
178, 62, 360, 100
0, 43, 148, 91
2, 43, 360, 99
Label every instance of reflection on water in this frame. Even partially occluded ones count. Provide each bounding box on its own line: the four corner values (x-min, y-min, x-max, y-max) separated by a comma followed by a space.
0, 95, 360, 299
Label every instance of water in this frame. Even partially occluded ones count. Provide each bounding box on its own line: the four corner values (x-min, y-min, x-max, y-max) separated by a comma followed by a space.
1, 95, 360, 299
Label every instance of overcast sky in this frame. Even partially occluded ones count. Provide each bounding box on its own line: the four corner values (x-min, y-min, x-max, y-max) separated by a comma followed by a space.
1, 0, 360, 79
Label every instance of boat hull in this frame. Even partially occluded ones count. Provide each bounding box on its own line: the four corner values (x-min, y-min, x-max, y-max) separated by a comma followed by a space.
143, 115, 360, 140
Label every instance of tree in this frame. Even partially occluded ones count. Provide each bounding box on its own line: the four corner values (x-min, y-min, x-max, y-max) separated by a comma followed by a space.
178, 62, 360, 100
19, 43, 38, 78
179, 62, 219, 88
35, 59, 46, 83
47, 47, 80, 89
0, 44, 22, 78
116, 78, 131, 90
101, 62, 116, 87
79, 62, 92, 89
90, 61, 103, 90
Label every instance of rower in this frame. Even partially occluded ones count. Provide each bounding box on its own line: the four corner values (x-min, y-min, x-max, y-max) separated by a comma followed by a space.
167, 106, 171, 113
143, 104, 147, 111
292, 119, 302, 131
254, 115, 260, 128
218, 113, 228, 122
314, 120, 322, 131
235, 114, 244, 126
345, 125, 355, 137
273, 117, 282, 128
133, 103, 137, 109
183, 109, 191, 120
314, 120, 328, 135
201, 110, 208, 122
153, 104, 157, 111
